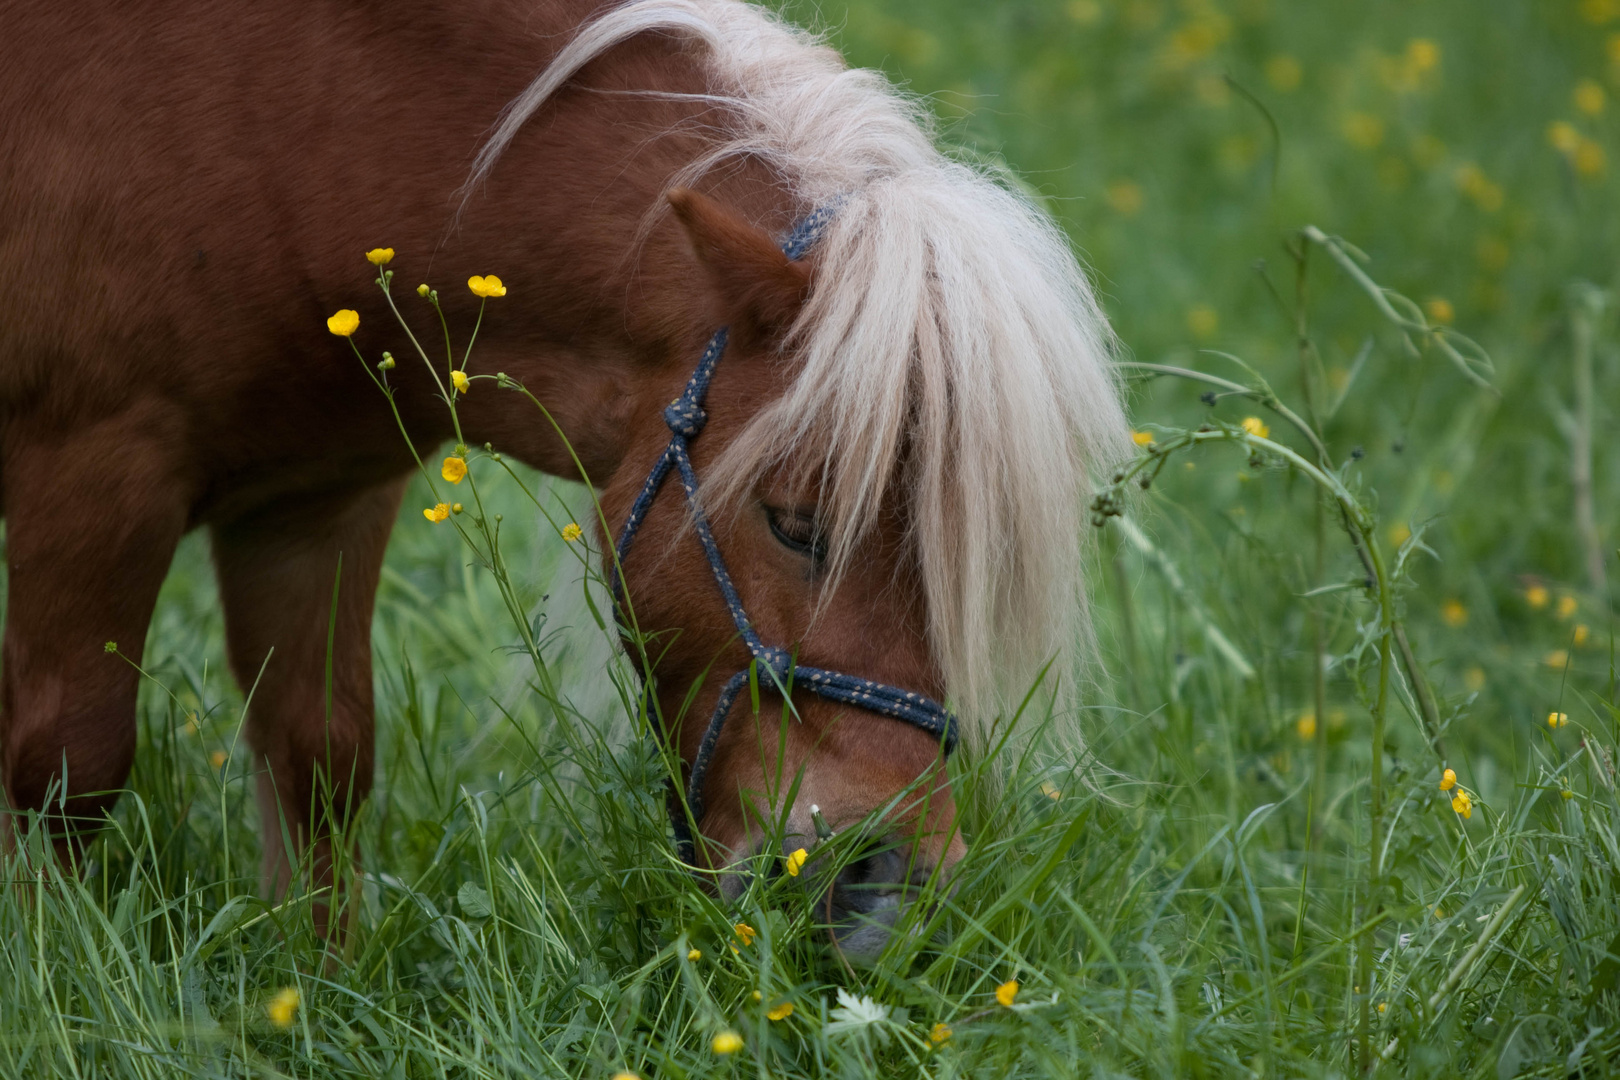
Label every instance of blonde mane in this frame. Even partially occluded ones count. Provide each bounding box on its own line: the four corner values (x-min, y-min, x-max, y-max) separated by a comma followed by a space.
468, 0, 1131, 757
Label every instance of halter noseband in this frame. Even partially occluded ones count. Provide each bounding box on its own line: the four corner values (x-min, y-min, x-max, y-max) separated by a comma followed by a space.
611, 204, 959, 864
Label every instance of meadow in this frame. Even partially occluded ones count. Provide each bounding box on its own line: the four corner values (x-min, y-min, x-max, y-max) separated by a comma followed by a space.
2, 0, 1617, 1076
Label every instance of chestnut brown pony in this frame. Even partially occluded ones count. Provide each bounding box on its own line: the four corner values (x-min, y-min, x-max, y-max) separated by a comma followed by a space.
0, 0, 1127, 955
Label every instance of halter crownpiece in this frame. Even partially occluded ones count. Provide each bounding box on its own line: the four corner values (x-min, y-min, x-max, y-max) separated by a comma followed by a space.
611, 201, 960, 863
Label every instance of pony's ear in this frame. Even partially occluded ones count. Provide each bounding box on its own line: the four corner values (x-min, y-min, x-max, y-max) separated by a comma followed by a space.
667, 188, 812, 343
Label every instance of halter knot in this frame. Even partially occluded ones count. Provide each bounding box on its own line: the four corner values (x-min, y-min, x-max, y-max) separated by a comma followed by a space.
752, 646, 793, 680
663, 398, 707, 439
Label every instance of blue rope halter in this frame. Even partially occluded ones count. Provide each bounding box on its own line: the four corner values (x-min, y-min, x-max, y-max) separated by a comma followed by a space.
611, 203, 959, 863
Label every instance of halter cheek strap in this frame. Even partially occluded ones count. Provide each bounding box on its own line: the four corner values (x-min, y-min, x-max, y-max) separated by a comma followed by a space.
610, 204, 959, 864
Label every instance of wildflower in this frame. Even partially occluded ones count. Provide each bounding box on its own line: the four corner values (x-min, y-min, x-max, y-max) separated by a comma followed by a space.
1240, 416, 1269, 438
687, 948, 701, 961
365, 247, 395, 266
210, 750, 227, 770
1265, 54, 1302, 92
1465, 667, 1486, 691
468, 274, 507, 298
439, 456, 468, 486
1574, 624, 1590, 646
785, 847, 808, 876
326, 309, 360, 337
1441, 600, 1467, 627
1574, 139, 1606, 177
1389, 523, 1411, 547
1297, 713, 1317, 740
1039, 780, 1062, 800
1406, 38, 1439, 75
1186, 305, 1218, 340
1548, 711, 1569, 730
1106, 180, 1144, 216
929, 1022, 953, 1045
1575, 78, 1606, 116
1451, 790, 1473, 819
733, 922, 756, 947
1548, 121, 1582, 154
1526, 584, 1550, 609
1131, 430, 1154, 446
767, 1002, 794, 1021
1563, 788, 1575, 801
996, 979, 1019, 1007
561, 523, 584, 542
417, 283, 430, 297
423, 503, 450, 523
1377, 1001, 1387, 1014
612, 1073, 641, 1080
267, 987, 299, 1028
1453, 163, 1504, 212
1546, 649, 1570, 670
1342, 112, 1385, 150
1557, 595, 1578, 619
1424, 297, 1454, 325
1583, 0, 1618, 23
711, 1031, 743, 1054
1440, 768, 1456, 792
451, 503, 462, 514
451, 370, 470, 395
1476, 236, 1509, 272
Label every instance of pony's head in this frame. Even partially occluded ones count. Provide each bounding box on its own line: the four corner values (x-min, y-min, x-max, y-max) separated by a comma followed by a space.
465, 0, 1130, 959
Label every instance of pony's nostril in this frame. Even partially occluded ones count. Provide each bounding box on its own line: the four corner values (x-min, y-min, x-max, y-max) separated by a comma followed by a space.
832, 846, 910, 903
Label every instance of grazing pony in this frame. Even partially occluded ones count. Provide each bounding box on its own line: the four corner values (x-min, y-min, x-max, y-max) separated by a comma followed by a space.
0, 0, 1126, 953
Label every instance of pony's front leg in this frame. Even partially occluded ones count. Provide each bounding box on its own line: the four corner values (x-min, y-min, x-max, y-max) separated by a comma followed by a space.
0, 404, 188, 862
211, 479, 404, 939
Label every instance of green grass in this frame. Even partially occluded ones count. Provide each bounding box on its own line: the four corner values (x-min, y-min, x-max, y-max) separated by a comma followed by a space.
4, 0, 1619, 1076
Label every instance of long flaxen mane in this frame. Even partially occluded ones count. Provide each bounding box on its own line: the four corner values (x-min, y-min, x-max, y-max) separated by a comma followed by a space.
467, 0, 1131, 758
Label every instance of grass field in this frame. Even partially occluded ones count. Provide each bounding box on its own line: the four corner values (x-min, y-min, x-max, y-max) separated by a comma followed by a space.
4, 0, 1618, 1076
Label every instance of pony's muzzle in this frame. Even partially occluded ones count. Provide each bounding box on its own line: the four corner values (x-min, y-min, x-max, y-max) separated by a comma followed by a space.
814, 841, 955, 962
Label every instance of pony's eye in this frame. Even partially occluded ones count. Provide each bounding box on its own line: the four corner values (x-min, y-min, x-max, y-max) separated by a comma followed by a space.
766, 506, 828, 565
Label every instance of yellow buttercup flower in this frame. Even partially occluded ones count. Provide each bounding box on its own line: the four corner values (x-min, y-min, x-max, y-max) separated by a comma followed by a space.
1424, 297, 1454, 325
1040, 780, 1062, 800
1557, 595, 1578, 619
929, 1022, 953, 1045
1563, 788, 1575, 801
996, 979, 1019, 1007
1546, 649, 1570, 670
1265, 54, 1302, 92
326, 309, 360, 337
1548, 121, 1582, 154
1131, 429, 1154, 446
733, 922, 756, 947
687, 948, 701, 961
1240, 416, 1269, 439
1575, 78, 1606, 116
1548, 711, 1569, 730
1465, 667, 1486, 691
1451, 790, 1473, 819
451, 370, 470, 395
1186, 304, 1218, 340
366, 247, 395, 266
1526, 584, 1550, 609
210, 750, 227, 770
612, 1073, 641, 1080
451, 503, 463, 514
423, 503, 450, 523
441, 456, 467, 485
711, 1031, 743, 1054
562, 523, 584, 542
767, 1002, 794, 1021
468, 274, 508, 298
1574, 624, 1590, 646
1441, 600, 1467, 627
267, 987, 299, 1028
1389, 523, 1411, 547
1296, 713, 1317, 740
1439, 768, 1456, 792
417, 283, 431, 297
785, 848, 808, 876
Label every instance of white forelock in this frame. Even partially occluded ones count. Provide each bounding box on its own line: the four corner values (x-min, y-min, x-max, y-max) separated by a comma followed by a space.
469, 0, 1132, 757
